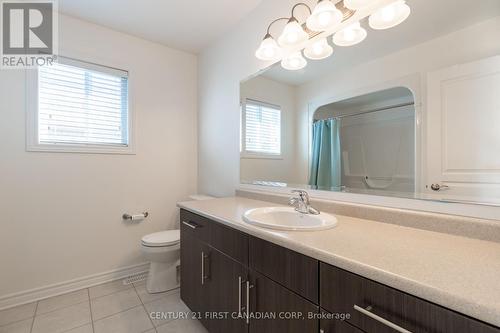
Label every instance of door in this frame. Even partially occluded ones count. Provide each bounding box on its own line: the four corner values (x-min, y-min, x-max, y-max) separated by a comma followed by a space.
248, 270, 319, 333
208, 249, 248, 333
180, 233, 211, 329
426, 55, 500, 202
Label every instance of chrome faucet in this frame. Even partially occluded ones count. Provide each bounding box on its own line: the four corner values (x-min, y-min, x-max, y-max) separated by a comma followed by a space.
288, 190, 320, 215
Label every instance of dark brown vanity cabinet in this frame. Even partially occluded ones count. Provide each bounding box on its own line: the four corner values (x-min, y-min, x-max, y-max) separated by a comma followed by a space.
180, 209, 500, 333
180, 210, 212, 328
180, 209, 318, 333
248, 270, 319, 333
319, 310, 365, 333
320, 263, 500, 333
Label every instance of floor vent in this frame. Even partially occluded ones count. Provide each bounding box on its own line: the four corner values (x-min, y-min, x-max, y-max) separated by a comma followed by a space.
123, 272, 148, 285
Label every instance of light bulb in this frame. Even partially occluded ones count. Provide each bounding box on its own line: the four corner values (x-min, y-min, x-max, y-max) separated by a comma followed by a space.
255, 35, 282, 61
306, 0, 343, 32
381, 5, 396, 21
369, 0, 411, 30
332, 22, 367, 47
344, 0, 376, 10
304, 38, 333, 60
281, 51, 307, 70
278, 19, 309, 47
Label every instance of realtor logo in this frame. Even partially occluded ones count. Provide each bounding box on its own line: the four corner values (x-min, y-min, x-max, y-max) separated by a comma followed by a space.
1, 0, 58, 68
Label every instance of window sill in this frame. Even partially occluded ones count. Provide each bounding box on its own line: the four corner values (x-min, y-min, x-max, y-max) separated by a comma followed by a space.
26, 143, 136, 155
240, 153, 283, 160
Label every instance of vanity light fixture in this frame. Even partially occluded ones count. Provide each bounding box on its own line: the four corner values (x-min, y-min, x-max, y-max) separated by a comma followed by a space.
256, 0, 411, 70
304, 38, 334, 60
278, 17, 309, 47
332, 22, 367, 46
306, 0, 343, 32
369, 0, 411, 30
281, 51, 308, 70
255, 34, 282, 61
255, 17, 290, 61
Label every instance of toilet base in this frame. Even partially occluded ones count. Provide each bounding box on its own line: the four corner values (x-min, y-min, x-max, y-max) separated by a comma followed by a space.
146, 260, 180, 293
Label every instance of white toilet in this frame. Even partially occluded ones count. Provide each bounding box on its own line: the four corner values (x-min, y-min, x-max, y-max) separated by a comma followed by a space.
141, 230, 180, 293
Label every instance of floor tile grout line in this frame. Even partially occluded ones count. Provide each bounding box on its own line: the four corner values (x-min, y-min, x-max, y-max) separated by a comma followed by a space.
0, 282, 179, 332
32, 299, 90, 318
0, 315, 34, 329
91, 304, 146, 324
58, 322, 94, 333
87, 289, 96, 333
138, 286, 181, 306
0, 280, 130, 314
29, 301, 38, 333
133, 282, 157, 331
88, 283, 134, 301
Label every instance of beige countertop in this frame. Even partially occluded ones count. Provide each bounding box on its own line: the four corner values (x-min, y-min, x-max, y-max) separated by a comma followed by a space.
178, 197, 500, 328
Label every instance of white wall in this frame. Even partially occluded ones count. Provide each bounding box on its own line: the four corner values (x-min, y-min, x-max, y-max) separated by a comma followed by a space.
240, 76, 299, 184
198, 9, 500, 202
0, 15, 198, 300
198, 0, 307, 197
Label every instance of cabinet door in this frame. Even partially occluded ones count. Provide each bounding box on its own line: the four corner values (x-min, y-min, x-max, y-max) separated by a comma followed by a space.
250, 236, 318, 303
248, 270, 319, 333
180, 232, 211, 329
209, 249, 248, 333
426, 55, 500, 200
320, 310, 365, 333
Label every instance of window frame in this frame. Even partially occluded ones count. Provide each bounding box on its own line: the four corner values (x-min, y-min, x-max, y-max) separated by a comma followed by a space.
26, 56, 135, 155
240, 98, 284, 160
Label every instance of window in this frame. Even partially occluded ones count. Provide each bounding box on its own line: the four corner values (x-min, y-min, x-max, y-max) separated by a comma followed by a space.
27, 57, 132, 154
241, 99, 282, 158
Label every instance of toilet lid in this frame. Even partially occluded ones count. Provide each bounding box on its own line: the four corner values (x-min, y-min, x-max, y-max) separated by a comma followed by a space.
141, 230, 180, 247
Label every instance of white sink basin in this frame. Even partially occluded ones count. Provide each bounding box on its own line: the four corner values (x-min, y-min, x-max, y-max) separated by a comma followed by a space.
242, 207, 337, 231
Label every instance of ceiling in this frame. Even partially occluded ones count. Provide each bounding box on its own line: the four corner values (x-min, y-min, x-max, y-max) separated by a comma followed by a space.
59, 0, 264, 53
262, 0, 500, 86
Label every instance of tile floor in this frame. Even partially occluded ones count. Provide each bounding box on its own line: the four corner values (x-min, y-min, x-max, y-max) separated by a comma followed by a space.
0, 279, 208, 333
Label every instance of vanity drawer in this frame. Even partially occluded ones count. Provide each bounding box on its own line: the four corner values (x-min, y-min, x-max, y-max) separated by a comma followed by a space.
250, 236, 318, 304
180, 209, 211, 243
319, 309, 365, 333
320, 263, 500, 333
210, 221, 248, 265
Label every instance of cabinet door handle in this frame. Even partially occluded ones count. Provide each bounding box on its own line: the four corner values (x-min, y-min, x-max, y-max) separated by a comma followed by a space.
238, 276, 243, 316
354, 305, 412, 333
246, 281, 254, 325
182, 221, 199, 229
201, 252, 209, 285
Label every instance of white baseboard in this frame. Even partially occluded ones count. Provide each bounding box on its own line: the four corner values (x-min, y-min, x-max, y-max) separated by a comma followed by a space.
0, 262, 150, 311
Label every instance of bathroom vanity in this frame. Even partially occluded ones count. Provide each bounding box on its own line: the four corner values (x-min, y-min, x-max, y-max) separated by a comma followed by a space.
178, 197, 500, 333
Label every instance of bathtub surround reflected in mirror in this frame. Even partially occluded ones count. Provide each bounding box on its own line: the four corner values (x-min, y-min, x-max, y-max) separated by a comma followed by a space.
240, 31, 500, 206
310, 87, 415, 195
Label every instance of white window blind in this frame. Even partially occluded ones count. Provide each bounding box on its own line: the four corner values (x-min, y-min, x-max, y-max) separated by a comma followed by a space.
243, 100, 281, 156
37, 58, 129, 147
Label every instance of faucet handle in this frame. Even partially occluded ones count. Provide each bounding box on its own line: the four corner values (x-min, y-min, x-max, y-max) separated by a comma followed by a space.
291, 190, 310, 203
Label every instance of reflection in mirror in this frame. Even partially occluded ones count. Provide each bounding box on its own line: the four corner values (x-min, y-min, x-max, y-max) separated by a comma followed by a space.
309, 87, 415, 196
240, 1, 500, 206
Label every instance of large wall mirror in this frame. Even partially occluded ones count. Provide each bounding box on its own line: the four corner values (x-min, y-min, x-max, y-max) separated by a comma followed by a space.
239, 0, 500, 206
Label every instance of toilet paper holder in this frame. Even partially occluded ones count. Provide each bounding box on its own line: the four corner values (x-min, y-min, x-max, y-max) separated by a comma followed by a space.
122, 212, 149, 221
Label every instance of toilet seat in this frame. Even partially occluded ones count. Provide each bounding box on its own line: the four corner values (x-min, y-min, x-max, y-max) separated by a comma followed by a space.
141, 230, 180, 247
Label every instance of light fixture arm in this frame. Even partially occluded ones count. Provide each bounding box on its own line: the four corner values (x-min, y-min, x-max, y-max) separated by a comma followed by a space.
291, 2, 312, 19
264, 17, 290, 37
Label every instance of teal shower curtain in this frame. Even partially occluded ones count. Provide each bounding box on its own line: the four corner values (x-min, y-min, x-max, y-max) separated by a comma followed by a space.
309, 119, 342, 190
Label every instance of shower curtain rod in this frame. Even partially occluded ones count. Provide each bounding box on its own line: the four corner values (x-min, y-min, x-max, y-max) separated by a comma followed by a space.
316, 101, 415, 121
